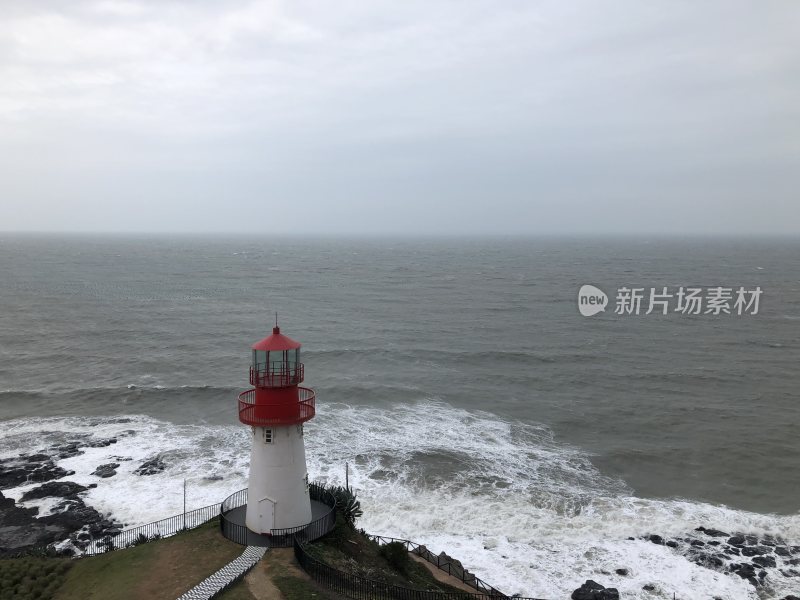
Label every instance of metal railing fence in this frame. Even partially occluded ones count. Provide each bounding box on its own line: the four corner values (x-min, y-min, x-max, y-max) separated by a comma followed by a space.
84, 502, 221, 555
250, 361, 304, 387
237, 387, 316, 426
219, 483, 336, 547
366, 535, 505, 597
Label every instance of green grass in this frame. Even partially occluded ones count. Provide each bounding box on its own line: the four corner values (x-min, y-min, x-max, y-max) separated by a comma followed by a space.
0, 557, 72, 600
273, 574, 329, 600
0, 515, 470, 600
54, 518, 244, 600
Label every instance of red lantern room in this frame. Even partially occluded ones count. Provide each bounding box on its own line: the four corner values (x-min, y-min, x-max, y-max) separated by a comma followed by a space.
237, 325, 316, 427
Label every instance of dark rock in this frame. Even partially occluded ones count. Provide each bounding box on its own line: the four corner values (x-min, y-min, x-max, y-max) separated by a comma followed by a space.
437, 552, 464, 578
775, 546, 791, 557
780, 595, 800, 600
570, 580, 619, 600
694, 553, 725, 569
666, 540, 678, 548
780, 569, 800, 577
627, 537, 635, 541
731, 563, 757, 579
741, 546, 770, 557
0, 491, 36, 524
752, 556, 776, 568
0, 455, 72, 489
758, 570, 767, 579
21, 481, 88, 501
703, 529, 729, 538
691, 540, 706, 547
642, 584, 656, 591
86, 438, 118, 448
648, 534, 664, 545
45, 501, 122, 549
708, 541, 720, 546
0, 491, 70, 556
792, 546, 800, 554
615, 568, 628, 576
91, 463, 120, 478
0, 477, 122, 557
761, 534, 781, 546
745, 535, 759, 545
571, 580, 604, 598
789, 558, 800, 566
134, 455, 167, 476
25, 453, 50, 462
52, 443, 84, 459
728, 535, 746, 546
724, 546, 741, 556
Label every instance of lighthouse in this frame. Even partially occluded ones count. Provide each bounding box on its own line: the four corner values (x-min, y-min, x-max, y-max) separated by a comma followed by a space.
237, 323, 316, 533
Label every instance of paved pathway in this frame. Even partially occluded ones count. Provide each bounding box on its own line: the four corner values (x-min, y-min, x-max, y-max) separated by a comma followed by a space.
177, 545, 267, 600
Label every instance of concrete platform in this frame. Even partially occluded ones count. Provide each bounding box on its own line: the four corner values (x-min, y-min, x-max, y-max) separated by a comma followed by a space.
223, 500, 332, 547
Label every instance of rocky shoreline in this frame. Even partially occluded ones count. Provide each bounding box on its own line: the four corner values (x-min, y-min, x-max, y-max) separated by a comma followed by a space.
0, 432, 169, 557
639, 527, 800, 593
567, 526, 800, 600
1, 441, 799, 598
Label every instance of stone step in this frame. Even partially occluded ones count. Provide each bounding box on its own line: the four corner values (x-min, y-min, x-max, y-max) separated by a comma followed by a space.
176, 545, 267, 600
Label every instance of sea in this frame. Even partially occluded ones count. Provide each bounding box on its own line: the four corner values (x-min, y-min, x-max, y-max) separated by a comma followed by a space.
0, 234, 798, 600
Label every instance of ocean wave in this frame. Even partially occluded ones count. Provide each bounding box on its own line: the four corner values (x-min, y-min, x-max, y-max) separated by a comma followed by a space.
306, 348, 599, 364
1, 406, 797, 599
0, 384, 239, 400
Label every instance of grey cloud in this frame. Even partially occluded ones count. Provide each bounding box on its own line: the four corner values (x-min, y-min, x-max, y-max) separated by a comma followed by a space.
0, 1, 798, 234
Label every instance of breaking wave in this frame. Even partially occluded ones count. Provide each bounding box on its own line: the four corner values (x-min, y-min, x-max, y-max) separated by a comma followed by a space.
1, 402, 798, 599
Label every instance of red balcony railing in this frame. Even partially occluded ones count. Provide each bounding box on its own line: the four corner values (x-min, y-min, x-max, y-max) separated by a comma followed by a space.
238, 387, 316, 427
250, 361, 304, 388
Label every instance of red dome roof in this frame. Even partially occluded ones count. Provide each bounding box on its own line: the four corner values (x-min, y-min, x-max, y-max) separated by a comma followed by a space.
252, 326, 301, 351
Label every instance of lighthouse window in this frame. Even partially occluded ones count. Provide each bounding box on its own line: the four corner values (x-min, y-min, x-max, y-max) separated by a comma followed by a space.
263, 428, 274, 444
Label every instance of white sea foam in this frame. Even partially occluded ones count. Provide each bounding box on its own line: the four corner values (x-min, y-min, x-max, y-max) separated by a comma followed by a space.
0, 416, 250, 526
17, 495, 65, 517
307, 402, 799, 600
1, 404, 798, 600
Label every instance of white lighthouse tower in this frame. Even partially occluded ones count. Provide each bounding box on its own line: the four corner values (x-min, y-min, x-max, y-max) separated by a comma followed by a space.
237, 323, 316, 533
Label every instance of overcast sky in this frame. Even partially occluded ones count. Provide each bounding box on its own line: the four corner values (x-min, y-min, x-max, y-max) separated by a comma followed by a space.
0, 1, 798, 235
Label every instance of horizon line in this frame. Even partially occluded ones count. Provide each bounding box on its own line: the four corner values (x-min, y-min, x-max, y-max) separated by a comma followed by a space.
2, 230, 800, 240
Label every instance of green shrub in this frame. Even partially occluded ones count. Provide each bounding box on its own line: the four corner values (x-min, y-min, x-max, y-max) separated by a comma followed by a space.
379, 541, 410, 574
0, 558, 72, 600
130, 533, 149, 547
325, 485, 363, 529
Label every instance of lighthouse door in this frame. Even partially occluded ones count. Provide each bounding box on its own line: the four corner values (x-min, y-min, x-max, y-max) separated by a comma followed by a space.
257, 496, 275, 532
